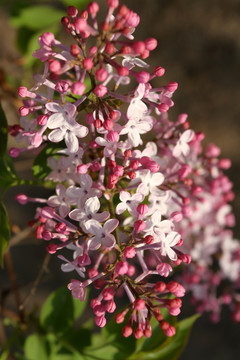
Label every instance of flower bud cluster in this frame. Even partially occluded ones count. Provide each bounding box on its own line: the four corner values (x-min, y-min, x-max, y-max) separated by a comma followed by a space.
11, 0, 240, 337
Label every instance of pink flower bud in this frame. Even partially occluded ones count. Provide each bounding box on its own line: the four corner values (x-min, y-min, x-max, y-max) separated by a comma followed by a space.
205, 143, 221, 157
133, 328, 143, 339
70, 44, 80, 57
154, 281, 166, 293
127, 171, 136, 179
41, 32, 55, 46
103, 119, 114, 129
95, 315, 106, 328
37, 115, 48, 126
18, 86, 28, 97
157, 263, 172, 277
94, 84, 107, 97
135, 71, 150, 84
129, 160, 139, 169
107, 160, 116, 168
122, 325, 132, 337
177, 113, 188, 124
115, 313, 125, 324
91, 299, 101, 309
137, 204, 149, 215
144, 327, 152, 338
166, 81, 178, 92
108, 174, 118, 185
127, 264, 135, 276
83, 57, 94, 70
72, 81, 86, 95
178, 164, 191, 180
123, 246, 136, 258
106, 130, 119, 142
19, 106, 30, 116
87, 2, 99, 16
218, 158, 231, 169
49, 59, 61, 73
154, 66, 165, 77
170, 211, 183, 223
113, 165, 124, 177
192, 185, 203, 196
158, 103, 169, 113
117, 66, 129, 76
77, 164, 89, 175
134, 220, 146, 232
67, 6, 78, 17
90, 161, 101, 172
55, 222, 66, 233
107, 0, 119, 8
144, 235, 154, 244
15, 193, 28, 205
46, 244, 58, 254
134, 298, 145, 310
88, 268, 98, 278
167, 281, 185, 297
182, 205, 192, 217
125, 11, 140, 27
115, 261, 128, 275
145, 37, 158, 51
95, 67, 108, 82
102, 287, 114, 301
74, 17, 87, 31
93, 304, 105, 317
42, 230, 52, 241
104, 42, 115, 55
132, 41, 145, 54
9, 147, 20, 158
164, 325, 176, 337
105, 300, 116, 313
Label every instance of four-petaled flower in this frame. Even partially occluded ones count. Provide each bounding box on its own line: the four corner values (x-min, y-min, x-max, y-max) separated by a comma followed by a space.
46, 102, 88, 153
84, 219, 119, 250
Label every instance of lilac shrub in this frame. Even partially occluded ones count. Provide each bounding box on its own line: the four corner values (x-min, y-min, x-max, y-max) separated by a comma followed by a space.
9, 0, 240, 339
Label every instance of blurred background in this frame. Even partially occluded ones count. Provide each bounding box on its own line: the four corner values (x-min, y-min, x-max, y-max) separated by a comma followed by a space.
0, 0, 240, 358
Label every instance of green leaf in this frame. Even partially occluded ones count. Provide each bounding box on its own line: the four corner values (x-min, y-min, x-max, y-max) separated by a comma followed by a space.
10, 6, 65, 30
0, 201, 10, 267
24, 334, 50, 360
0, 154, 19, 189
0, 104, 8, 156
100, 311, 137, 360
32, 142, 64, 180
61, 0, 91, 9
130, 314, 200, 360
40, 286, 88, 334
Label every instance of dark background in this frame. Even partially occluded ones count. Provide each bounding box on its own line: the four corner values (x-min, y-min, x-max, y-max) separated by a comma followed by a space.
0, 0, 240, 359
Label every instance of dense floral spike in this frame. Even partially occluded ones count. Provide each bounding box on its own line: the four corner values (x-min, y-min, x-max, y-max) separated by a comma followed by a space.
12, 0, 240, 337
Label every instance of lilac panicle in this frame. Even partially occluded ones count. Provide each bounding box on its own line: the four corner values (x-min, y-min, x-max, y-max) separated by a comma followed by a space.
11, 0, 240, 338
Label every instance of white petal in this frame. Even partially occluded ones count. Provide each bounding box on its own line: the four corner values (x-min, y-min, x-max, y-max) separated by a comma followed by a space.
85, 196, 100, 214
65, 131, 79, 153
103, 219, 119, 233
48, 128, 65, 142
84, 219, 102, 235
181, 129, 195, 143
46, 102, 62, 113
47, 113, 65, 129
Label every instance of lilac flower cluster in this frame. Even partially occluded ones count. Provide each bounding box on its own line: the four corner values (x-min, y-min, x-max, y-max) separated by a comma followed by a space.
10, 0, 240, 338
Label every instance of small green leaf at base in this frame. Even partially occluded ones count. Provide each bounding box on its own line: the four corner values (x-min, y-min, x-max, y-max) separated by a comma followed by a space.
0, 201, 10, 267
